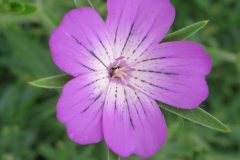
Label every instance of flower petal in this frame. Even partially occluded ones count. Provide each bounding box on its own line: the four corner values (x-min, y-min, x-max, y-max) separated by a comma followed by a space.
49, 8, 113, 76
103, 82, 167, 158
129, 41, 212, 109
57, 71, 109, 144
106, 0, 175, 59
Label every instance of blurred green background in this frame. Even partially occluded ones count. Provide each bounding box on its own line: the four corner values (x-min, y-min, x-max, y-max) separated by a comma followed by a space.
0, 0, 240, 159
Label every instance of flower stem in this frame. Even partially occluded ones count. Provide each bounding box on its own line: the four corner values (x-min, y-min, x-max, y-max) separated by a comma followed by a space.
35, 0, 56, 31
107, 147, 111, 160
87, 0, 95, 8
107, 147, 121, 160
73, 0, 95, 8
73, 0, 80, 8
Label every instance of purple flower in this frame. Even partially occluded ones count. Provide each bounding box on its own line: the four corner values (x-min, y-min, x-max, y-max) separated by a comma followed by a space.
49, 0, 211, 158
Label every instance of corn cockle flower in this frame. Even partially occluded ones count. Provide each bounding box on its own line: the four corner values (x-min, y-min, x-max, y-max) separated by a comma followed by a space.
49, 0, 211, 158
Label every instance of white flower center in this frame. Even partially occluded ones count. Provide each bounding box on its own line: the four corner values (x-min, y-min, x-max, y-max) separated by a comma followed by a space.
109, 56, 133, 84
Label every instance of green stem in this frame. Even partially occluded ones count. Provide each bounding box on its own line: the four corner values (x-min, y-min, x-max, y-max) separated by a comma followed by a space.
107, 147, 121, 160
73, 0, 81, 8
107, 147, 111, 160
87, 0, 95, 8
206, 47, 238, 63
35, 0, 56, 31
73, 0, 95, 8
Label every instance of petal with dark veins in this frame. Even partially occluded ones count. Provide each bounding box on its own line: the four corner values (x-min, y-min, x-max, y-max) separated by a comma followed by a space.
57, 72, 109, 144
129, 42, 212, 109
106, 0, 175, 60
50, 8, 113, 76
103, 82, 167, 158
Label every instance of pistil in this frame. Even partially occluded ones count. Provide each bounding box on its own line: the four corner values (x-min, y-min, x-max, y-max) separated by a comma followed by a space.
108, 57, 134, 84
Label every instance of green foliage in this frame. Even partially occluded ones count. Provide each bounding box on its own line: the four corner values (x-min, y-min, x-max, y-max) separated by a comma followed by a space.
0, 0, 240, 160
159, 103, 231, 132
29, 74, 72, 89
162, 20, 209, 42
0, 0, 37, 15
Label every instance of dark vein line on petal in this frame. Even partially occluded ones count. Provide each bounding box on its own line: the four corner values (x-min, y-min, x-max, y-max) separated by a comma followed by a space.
80, 63, 96, 72
94, 102, 104, 117
114, 9, 124, 44
114, 84, 118, 113
81, 93, 102, 113
82, 103, 104, 133
53, 43, 98, 72
130, 80, 159, 99
131, 91, 143, 125
81, 76, 107, 90
71, 35, 108, 68
123, 87, 135, 129
142, 57, 167, 62
127, 17, 158, 60
93, 32, 111, 61
120, 23, 134, 55
134, 77, 171, 91
134, 90, 146, 114
136, 69, 179, 76
132, 57, 168, 65
133, 36, 147, 54
80, 101, 105, 134
114, 27, 119, 44
65, 80, 109, 126
133, 42, 154, 62
89, 51, 108, 68
76, 83, 110, 129
92, 89, 109, 120
134, 91, 154, 126
133, 100, 141, 120
67, 76, 107, 111
108, 84, 117, 127
126, 35, 147, 61
99, 39, 111, 61
133, 17, 161, 61
65, 94, 102, 123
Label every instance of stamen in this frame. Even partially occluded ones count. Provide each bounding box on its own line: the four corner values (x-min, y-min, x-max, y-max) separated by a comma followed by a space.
108, 57, 134, 84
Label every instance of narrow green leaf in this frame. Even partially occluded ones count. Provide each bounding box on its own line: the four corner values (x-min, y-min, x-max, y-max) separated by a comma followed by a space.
162, 20, 209, 42
159, 102, 231, 132
29, 74, 72, 89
